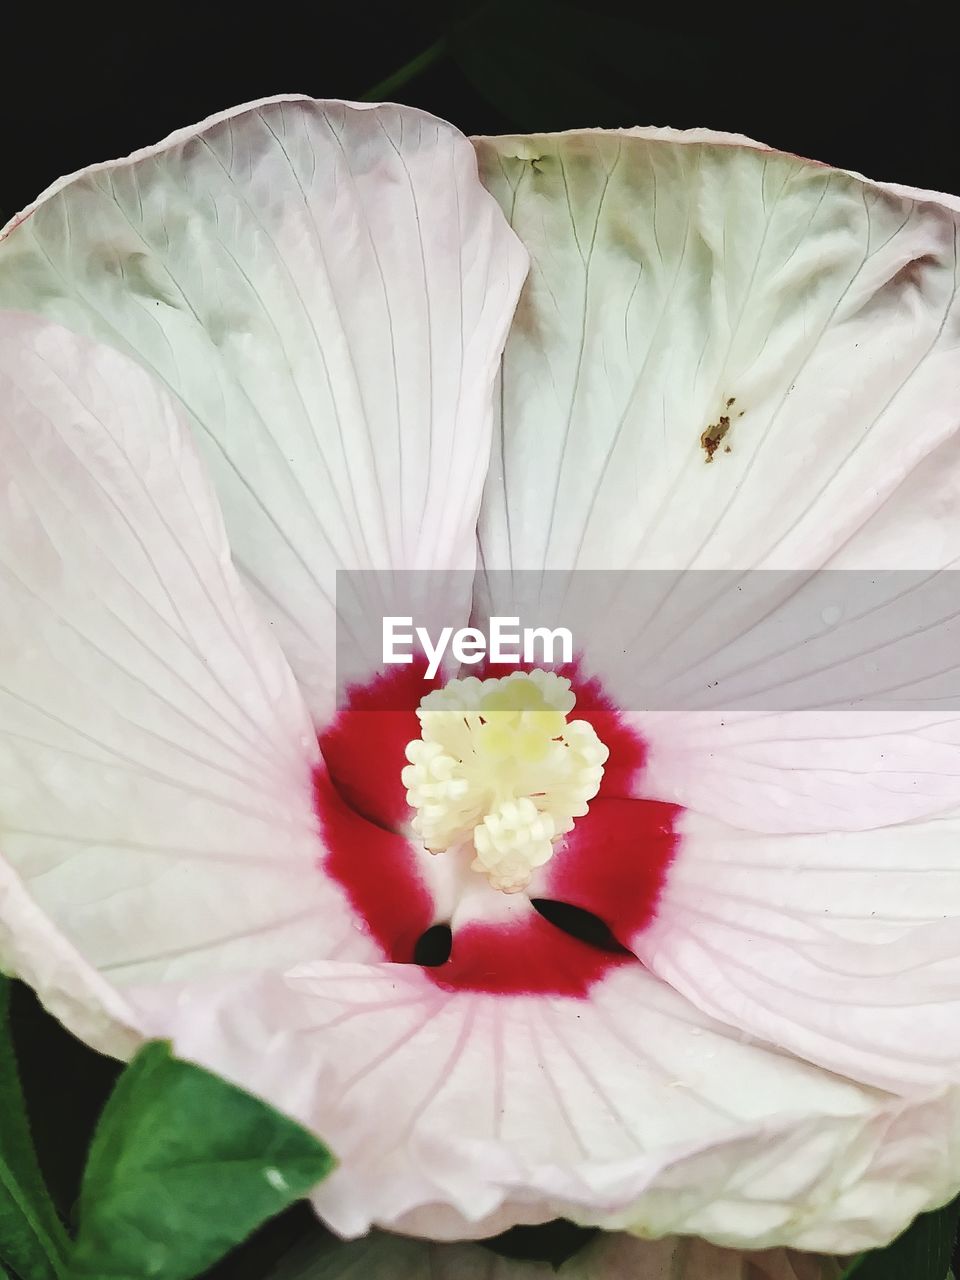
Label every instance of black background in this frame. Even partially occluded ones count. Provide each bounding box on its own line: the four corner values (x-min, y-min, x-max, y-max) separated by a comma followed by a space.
2, 3, 959, 1275
2, 6, 958, 223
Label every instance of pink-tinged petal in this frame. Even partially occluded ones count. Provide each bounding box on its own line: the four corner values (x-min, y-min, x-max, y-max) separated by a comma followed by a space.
633, 706, 960, 836
0, 96, 528, 725
0, 315, 372, 1039
269, 1228, 840, 1279
126, 959, 960, 1253
473, 129, 960, 575
633, 808, 960, 1090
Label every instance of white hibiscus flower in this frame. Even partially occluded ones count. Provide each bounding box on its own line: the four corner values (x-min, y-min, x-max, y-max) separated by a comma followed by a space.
1, 96, 959, 1270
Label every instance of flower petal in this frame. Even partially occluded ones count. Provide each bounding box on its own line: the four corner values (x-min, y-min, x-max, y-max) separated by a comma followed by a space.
472, 126, 960, 829
0, 315, 371, 1044
473, 128, 960, 574
0, 96, 527, 724
633, 808, 960, 1090
269, 1227, 840, 1280
127, 958, 960, 1253
471, 131, 960, 1095
634, 703, 960, 835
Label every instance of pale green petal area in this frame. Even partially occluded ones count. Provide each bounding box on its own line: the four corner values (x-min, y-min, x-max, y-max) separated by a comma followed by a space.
473, 130, 960, 575
268, 1228, 842, 1279
0, 96, 528, 727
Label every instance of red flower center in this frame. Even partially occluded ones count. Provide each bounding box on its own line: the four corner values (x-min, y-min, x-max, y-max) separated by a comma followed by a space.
315, 661, 679, 996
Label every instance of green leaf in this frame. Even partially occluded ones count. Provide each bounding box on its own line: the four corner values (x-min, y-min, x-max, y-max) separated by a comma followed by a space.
841, 1196, 960, 1279
0, 976, 71, 1280
66, 1041, 336, 1280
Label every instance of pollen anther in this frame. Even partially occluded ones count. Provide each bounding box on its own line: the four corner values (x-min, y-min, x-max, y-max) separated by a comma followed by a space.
401, 670, 609, 893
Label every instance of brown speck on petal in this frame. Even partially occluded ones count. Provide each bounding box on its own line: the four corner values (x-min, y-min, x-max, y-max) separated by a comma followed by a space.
701, 413, 731, 462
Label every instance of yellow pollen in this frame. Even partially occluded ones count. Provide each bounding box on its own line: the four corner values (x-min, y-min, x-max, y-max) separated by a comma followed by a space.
401, 670, 609, 893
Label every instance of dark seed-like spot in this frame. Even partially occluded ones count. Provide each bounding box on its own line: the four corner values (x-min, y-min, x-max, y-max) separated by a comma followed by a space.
531, 900, 631, 955
412, 923, 453, 967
